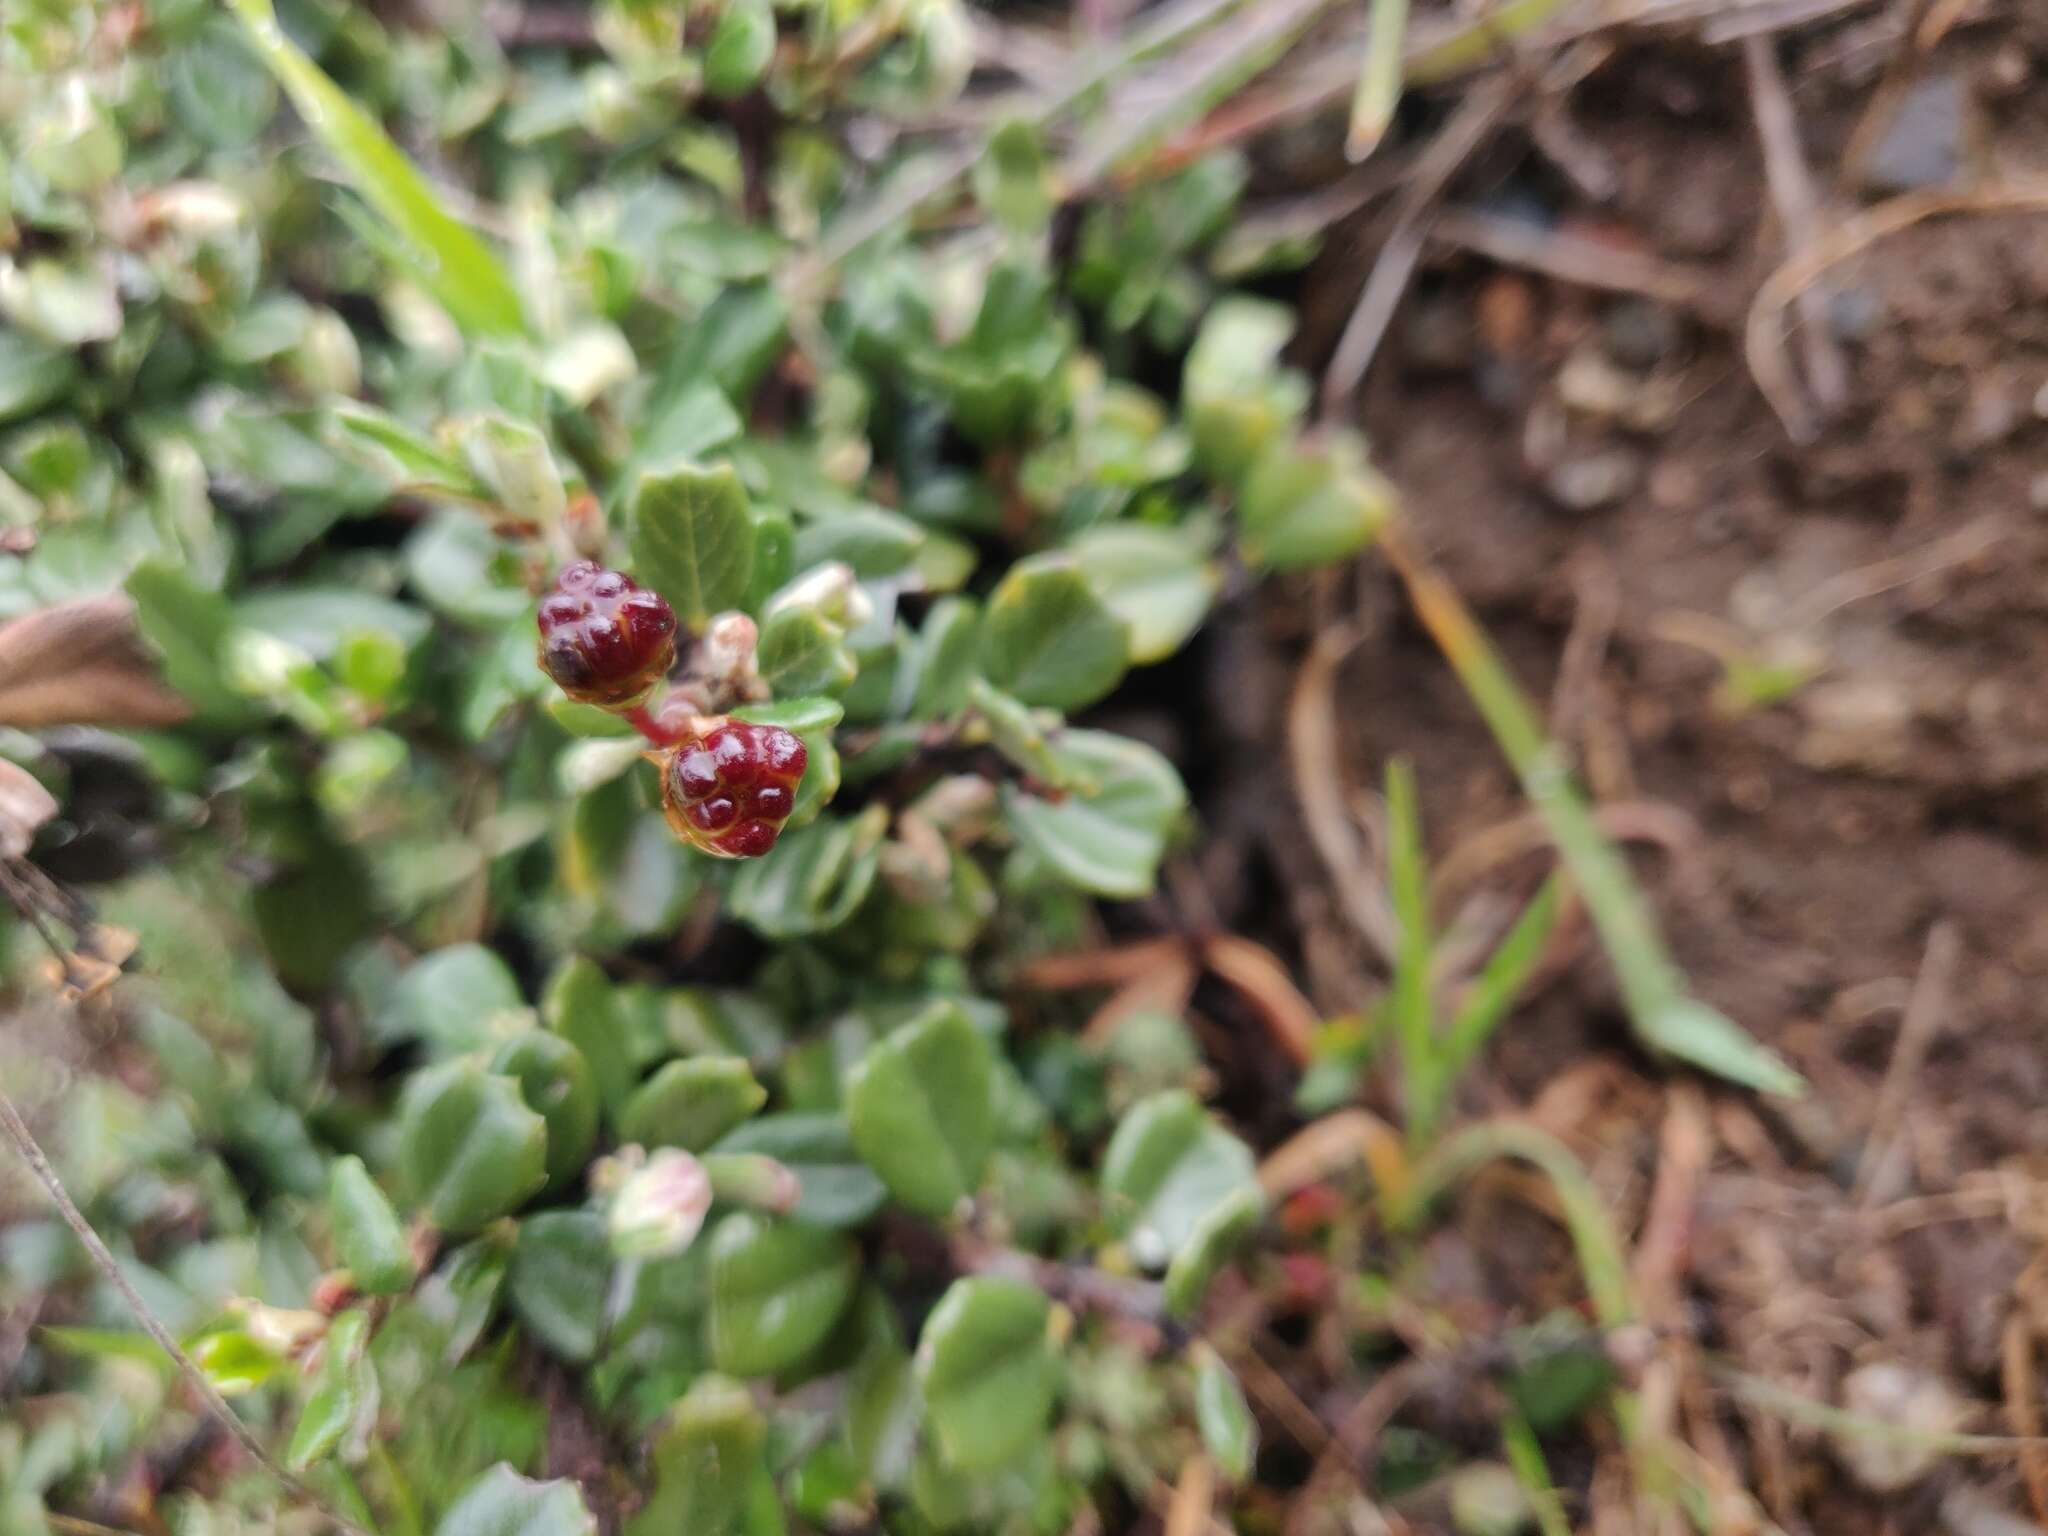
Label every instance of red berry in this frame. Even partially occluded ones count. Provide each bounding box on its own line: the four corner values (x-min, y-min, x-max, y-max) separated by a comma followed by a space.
661, 721, 808, 859
535, 561, 677, 708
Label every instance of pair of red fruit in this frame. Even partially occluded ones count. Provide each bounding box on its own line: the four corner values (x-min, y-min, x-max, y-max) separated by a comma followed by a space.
538, 561, 805, 859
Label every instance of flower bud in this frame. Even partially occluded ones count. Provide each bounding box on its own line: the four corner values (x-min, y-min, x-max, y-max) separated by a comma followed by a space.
608, 1148, 714, 1259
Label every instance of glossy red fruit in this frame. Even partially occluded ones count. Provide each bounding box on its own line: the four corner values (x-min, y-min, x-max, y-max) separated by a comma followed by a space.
536, 561, 677, 708
661, 721, 807, 859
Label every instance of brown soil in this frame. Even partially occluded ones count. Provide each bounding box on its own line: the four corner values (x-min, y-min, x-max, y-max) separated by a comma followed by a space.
1189, 12, 2048, 1532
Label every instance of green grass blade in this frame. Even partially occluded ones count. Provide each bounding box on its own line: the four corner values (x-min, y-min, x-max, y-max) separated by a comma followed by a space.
1435, 873, 1561, 1098
227, 0, 527, 340
1347, 0, 1409, 161
1401, 1120, 1632, 1326
1383, 759, 1437, 1143
1383, 527, 1804, 1098
1501, 1405, 1573, 1536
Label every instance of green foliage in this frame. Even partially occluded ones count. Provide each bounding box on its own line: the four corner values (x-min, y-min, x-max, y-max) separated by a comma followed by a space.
916, 1278, 1060, 1471
329, 1156, 418, 1296
845, 1004, 995, 1219
0, 1, 1689, 1529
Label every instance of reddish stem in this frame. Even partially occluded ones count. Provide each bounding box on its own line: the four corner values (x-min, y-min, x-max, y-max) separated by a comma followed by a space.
626, 703, 689, 749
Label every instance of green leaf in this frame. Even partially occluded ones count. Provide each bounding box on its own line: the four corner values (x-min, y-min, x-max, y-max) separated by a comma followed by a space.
543, 957, 637, 1127
436, 1465, 597, 1536
1238, 430, 1393, 570
491, 1032, 600, 1193
705, 0, 776, 97
628, 462, 757, 632
1066, 524, 1218, 665
712, 1115, 887, 1229
509, 1210, 611, 1362
1182, 297, 1310, 486
383, 943, 529, 1056
398, 1062, 549, 1234
329, 1154, 417, 1296
981, 559, 1128, 711
915, 1278, 1058, 1471
911, 598, 981, 720
1003, 730, 1186, 899
707, 1215, 859, 1377
225, 0, 525, 339
973, 119, 1053, 236
1162, 1183, 1263, 1316
286, 1309, 375, 1471
328, 400, 479, 494
758, 607, 857, 697
125, 558, 260, 727
460, 414, 567, 529
1193, 1349, 1258, 1482
846, 1005, 994, 1220
621, 1056, 767, 1152
726, 809, 885, 940
1100, 1090, 1258, 1272
190, 1329, 286, 1396
629, 1375, 766, 1536
0, 330, 80, 424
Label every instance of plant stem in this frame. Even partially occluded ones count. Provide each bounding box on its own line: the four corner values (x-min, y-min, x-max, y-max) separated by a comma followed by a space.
0, 1085, 374, 1536
625, 703, 689, 748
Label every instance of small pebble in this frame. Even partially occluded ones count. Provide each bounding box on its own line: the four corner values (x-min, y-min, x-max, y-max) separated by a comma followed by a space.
1543, 448, 1643, 511
1833, 1363, 1964, 1492
1984, 44, 2032, 100
1600, 298, 1681, 370
1859, 75, 1969, 196
1953, 379, 2021, 451
1401, 295, 1476, 374
1828, 286, 1884, 343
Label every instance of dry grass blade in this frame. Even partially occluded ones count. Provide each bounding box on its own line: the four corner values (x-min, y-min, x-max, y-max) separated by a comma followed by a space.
1286, 625, 1399, 965
1021, 936, 1189, 989
0, 761, 59, 860
1257, 1108, 1410, 1209
1747, 181, 2048, 442
1321, 72, 1520, 409
1428, 208, 1721, 313
1742, 32, 1849, 415
2003, 1315, 2048, 1528
1713, 1364, 2048, 1455
1852, 919, 1960, 1205
0, 595, 192, 730
1165, 1453, 1217, 1536
1204, 934, 1321, 1064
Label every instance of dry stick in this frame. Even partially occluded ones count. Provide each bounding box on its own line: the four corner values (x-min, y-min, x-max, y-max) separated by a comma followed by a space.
2003, 1314, 2048, 1529
1286, 626, 1401, 966
1851, 918, 1960, 1206
1321, 72, 1521, 411
1742, 33, 1850, 417
1426, 208, 1721, 313
1834, 0, 1936, 194
1781, 514, 2009, 632
1747, 181, 2048, 441
0, 1087, 372, 1536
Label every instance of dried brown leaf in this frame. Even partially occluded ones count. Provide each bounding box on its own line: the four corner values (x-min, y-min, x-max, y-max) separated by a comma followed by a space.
0, 760, 58, 859
0, 596, 192, 729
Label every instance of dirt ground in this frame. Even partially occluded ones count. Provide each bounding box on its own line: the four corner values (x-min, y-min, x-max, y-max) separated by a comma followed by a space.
1152, 9, 2048, 1531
